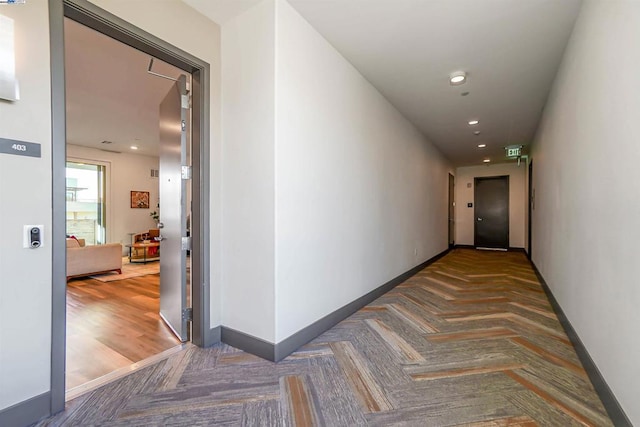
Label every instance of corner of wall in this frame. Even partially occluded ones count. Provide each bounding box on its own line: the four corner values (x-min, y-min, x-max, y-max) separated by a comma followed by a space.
220, 0, 277, 343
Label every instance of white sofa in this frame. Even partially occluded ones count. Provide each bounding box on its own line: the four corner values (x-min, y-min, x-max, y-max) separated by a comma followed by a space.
66, 238, 122, 280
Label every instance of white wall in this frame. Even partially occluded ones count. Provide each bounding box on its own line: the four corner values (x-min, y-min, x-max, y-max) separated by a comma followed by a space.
0, 2, 52, 411
221, 0, 276, 342
88, 0, 223, 328
67, 145, 159, 252
455, 163, 526, 248
274, 0, 451, 341
531, 1, 640, 423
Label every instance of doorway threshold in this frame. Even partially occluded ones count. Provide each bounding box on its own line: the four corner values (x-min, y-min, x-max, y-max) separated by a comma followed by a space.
476, 247, 508, 251
65, 343, 189, 401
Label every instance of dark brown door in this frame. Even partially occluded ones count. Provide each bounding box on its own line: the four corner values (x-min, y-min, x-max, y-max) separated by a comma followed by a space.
474, 176, 509, 249
448, 173, 455, 248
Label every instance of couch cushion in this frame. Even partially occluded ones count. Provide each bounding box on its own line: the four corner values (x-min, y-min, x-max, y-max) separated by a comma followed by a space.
67, 243, 123, 279
66, 238, 80, 248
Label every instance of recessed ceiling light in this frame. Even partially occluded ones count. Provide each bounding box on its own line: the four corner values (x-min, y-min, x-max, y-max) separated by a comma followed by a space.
483, 159, 491, 163
461, 92, 470, 96
468, 120, 479, 126
473, 131, 481, 135
449, 71, 467, 85
478, 144, 486, 148
130, 145, 138, 150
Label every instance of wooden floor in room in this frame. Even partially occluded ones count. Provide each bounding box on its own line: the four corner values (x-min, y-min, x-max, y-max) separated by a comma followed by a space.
66, 274, 180, 390
43, 249, 612, 426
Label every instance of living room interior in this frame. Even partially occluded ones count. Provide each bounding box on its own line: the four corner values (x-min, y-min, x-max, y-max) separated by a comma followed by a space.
63, 17, 191, 392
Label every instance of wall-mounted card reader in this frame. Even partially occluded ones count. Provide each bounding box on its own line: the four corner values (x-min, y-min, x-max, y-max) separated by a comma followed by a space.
24, 225, 44, 248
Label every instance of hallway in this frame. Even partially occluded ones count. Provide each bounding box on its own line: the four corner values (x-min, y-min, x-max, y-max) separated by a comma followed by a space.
38, 249, 610, 426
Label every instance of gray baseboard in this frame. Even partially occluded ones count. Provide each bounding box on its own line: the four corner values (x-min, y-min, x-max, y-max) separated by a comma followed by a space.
530, 262, 632, 426
508, 247, 526, 253
454, 244, 475, 249
454, 245, 526, 253
223, 249, 450, 362
221, 327, 276, 361
0, 392, 50, 427
203, 325, 221, 348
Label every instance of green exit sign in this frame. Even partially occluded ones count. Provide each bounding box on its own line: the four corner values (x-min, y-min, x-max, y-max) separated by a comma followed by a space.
507, 147, 521, 157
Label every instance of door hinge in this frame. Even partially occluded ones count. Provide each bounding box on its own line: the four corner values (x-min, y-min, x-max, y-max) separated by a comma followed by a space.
182, 307, 193, 321
181, 120, 186, 131
181, 165, 192, 180
181, 94, 190, 109
181, 236, 192, 251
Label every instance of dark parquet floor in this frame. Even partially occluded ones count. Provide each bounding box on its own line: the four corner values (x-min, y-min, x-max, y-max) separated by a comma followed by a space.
39, 249, 611, 426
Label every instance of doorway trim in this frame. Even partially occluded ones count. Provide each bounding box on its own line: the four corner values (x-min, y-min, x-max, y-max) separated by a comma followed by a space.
527, 160, 533, 259
448, 173, 455, 248
49, 0, 212, 414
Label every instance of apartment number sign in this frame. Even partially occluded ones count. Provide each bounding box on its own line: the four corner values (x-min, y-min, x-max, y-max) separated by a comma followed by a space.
0, 138, 41, 158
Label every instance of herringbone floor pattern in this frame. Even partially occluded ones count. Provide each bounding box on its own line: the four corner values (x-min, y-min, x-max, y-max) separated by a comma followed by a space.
37, 249, 611, 426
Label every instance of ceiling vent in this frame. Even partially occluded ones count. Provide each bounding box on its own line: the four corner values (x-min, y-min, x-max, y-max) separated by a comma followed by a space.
100, 140, 113, 144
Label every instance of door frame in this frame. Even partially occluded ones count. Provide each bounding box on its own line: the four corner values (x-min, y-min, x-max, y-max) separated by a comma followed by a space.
448, 173, 455, 248
527, 160, 533, 259
49, 0, 212, 413
473, 175, 510, 249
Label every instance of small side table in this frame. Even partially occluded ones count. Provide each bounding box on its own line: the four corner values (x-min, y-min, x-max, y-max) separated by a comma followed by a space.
126, 242, 160, 264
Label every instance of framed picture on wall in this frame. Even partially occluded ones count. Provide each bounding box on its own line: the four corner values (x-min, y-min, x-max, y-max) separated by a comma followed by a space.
131, 191, 150, 209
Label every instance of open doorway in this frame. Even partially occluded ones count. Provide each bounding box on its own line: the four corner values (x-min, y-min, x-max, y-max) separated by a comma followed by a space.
63, 17, 191, 393
51, 0, 211, 412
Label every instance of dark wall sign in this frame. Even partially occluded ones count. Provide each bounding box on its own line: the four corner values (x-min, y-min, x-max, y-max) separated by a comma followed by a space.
0, 138, 41, 158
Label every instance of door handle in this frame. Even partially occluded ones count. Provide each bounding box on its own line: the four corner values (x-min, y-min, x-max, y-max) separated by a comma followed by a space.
157, 222, 164, 229
477, 217, 483, 221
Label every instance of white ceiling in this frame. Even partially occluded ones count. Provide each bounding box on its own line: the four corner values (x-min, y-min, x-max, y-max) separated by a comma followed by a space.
182, 0, 263, 25
65, 18, 184, 157
66, 1, 583, 166
189, 0, 582, 166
